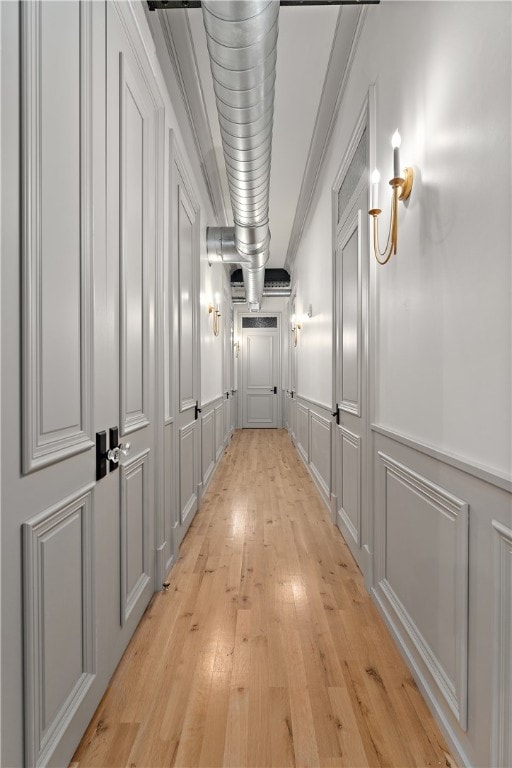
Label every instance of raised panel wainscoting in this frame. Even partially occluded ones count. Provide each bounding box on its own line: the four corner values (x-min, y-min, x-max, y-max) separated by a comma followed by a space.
23, 486, 95, 767
289, 396, 333, 510
200, 395, 232, 498
286, 401, 512, 767
371, 428, 512, 768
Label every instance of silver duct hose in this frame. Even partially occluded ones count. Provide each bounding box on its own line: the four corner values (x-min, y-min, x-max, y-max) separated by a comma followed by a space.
202, 0, 279, 310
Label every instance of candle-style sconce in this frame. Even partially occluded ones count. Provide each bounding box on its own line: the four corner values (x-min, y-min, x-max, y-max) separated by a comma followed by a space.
368, 130, 414, 265
291, 315, 301, 348
208, 303, 221, 336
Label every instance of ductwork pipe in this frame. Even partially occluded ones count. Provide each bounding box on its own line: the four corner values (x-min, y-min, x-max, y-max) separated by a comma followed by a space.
207, 226, 250, 265
202, 0, 279, 310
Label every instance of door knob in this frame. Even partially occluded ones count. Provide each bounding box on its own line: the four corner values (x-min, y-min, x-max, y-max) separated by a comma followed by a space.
107, 442, 130, 464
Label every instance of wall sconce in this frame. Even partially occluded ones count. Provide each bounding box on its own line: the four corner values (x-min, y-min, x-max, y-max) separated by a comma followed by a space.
291, 315, 302, 348
208, 303, 221, 336
368, 130, 413, 265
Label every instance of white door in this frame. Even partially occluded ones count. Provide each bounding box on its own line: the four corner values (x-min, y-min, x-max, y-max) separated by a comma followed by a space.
334, 184, 370, 578
242, 316, 280, 428
1, 4, 158, 765
105, 0, 157, 651
172, 149, 201, 546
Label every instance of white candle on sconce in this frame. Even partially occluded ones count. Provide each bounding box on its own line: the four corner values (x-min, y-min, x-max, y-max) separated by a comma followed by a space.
371, 168, 380, 209
392, 130, 401, 178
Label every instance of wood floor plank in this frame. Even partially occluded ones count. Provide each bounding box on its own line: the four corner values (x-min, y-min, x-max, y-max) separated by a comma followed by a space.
73, 429, 457, 768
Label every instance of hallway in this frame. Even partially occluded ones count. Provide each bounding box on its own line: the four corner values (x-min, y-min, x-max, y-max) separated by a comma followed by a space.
72, 430, 455, 768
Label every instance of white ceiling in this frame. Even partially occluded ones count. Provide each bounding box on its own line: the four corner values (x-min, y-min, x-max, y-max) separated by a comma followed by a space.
150, 3, 366, 271
186, 6, 338, 268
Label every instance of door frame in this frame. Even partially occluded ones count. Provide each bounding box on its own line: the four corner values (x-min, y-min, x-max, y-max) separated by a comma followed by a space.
237, 311, 283, 429
331, 88, 375, 588
170, 138, 201, 547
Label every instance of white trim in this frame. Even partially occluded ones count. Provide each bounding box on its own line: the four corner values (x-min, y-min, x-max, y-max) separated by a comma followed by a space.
372, 423, 512, 493
338, 426, 361, 546
23, 484, 96, 768
337, 209, 362, 417
119, 51, 151, 436
120, 450, 151, 626
492, 520, 512, 768
0, 2, 3, 756
285, 5, 368, 271
371, 586, 471, 768
157, 8, 228, 225
22, 1, 94, 472
377, 452, 469, 729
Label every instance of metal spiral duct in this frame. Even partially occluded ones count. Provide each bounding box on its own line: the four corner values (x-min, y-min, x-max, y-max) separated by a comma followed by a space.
202, 0, 279, 310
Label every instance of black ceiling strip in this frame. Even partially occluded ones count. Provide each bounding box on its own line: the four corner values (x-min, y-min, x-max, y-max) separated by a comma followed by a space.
148, 0, 379, 9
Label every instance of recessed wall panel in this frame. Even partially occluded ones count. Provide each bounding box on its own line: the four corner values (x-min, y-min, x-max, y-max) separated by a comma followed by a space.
120, 451, 150, 625
377, 452, 468, 728
310, 412, 331, 497
164, 422, 176, 570
247, 336, 273, 388
296, 403, 309, 462
120, 57, 149, 434
340, 427, 360, 544
22, 1, 93, 471
180, 423, 196, 524
23, 486, 95, 767
201, 410, 215, 486
339, 212, 361, 416
215, 404, 224, 458
247, 395, 273, 424
492, 520, 512, 768
178, 189, 194, 409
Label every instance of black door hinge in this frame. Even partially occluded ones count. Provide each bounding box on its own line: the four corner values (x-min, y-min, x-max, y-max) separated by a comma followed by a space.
332, 405, 340, 425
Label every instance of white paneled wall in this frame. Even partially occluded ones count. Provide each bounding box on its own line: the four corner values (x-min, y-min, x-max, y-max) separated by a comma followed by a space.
288, 3, 512, 767
0, 1, 232, 765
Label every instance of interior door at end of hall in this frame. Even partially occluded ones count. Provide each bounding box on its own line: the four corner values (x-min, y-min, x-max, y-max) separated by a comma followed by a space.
242, 318, 279, 428
173, 152, 200, 546
334, 185, 369, 576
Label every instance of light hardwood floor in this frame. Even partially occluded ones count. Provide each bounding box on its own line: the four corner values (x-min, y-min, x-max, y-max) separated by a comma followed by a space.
72, 429, 457, 767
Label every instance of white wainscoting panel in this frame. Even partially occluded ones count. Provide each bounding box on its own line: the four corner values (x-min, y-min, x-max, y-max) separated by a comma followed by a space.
215, 404, 224, 460
290, 397, 297, 441
223, 397, 230, 445
339, 211, 361, 417
163, 421, 176, 573
339, 426, 361, 545
178, 185, 196, 413
22, 0, 94, 472
120, 450, 151, 625
309, 411, 331, 498
377, 452, 469, 729
296, 403, 309, 462
119, 53, 151, 435
201, 409, 215, 490
179, 421, 196, 527
23, 485, 95, 767
492, 520, 512, 768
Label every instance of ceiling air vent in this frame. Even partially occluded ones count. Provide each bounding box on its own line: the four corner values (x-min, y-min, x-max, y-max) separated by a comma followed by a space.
231, 268, 291, 302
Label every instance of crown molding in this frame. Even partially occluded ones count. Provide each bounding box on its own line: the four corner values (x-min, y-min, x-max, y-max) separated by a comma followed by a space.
151, 8, 229, 225
285, 5, 368, 272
